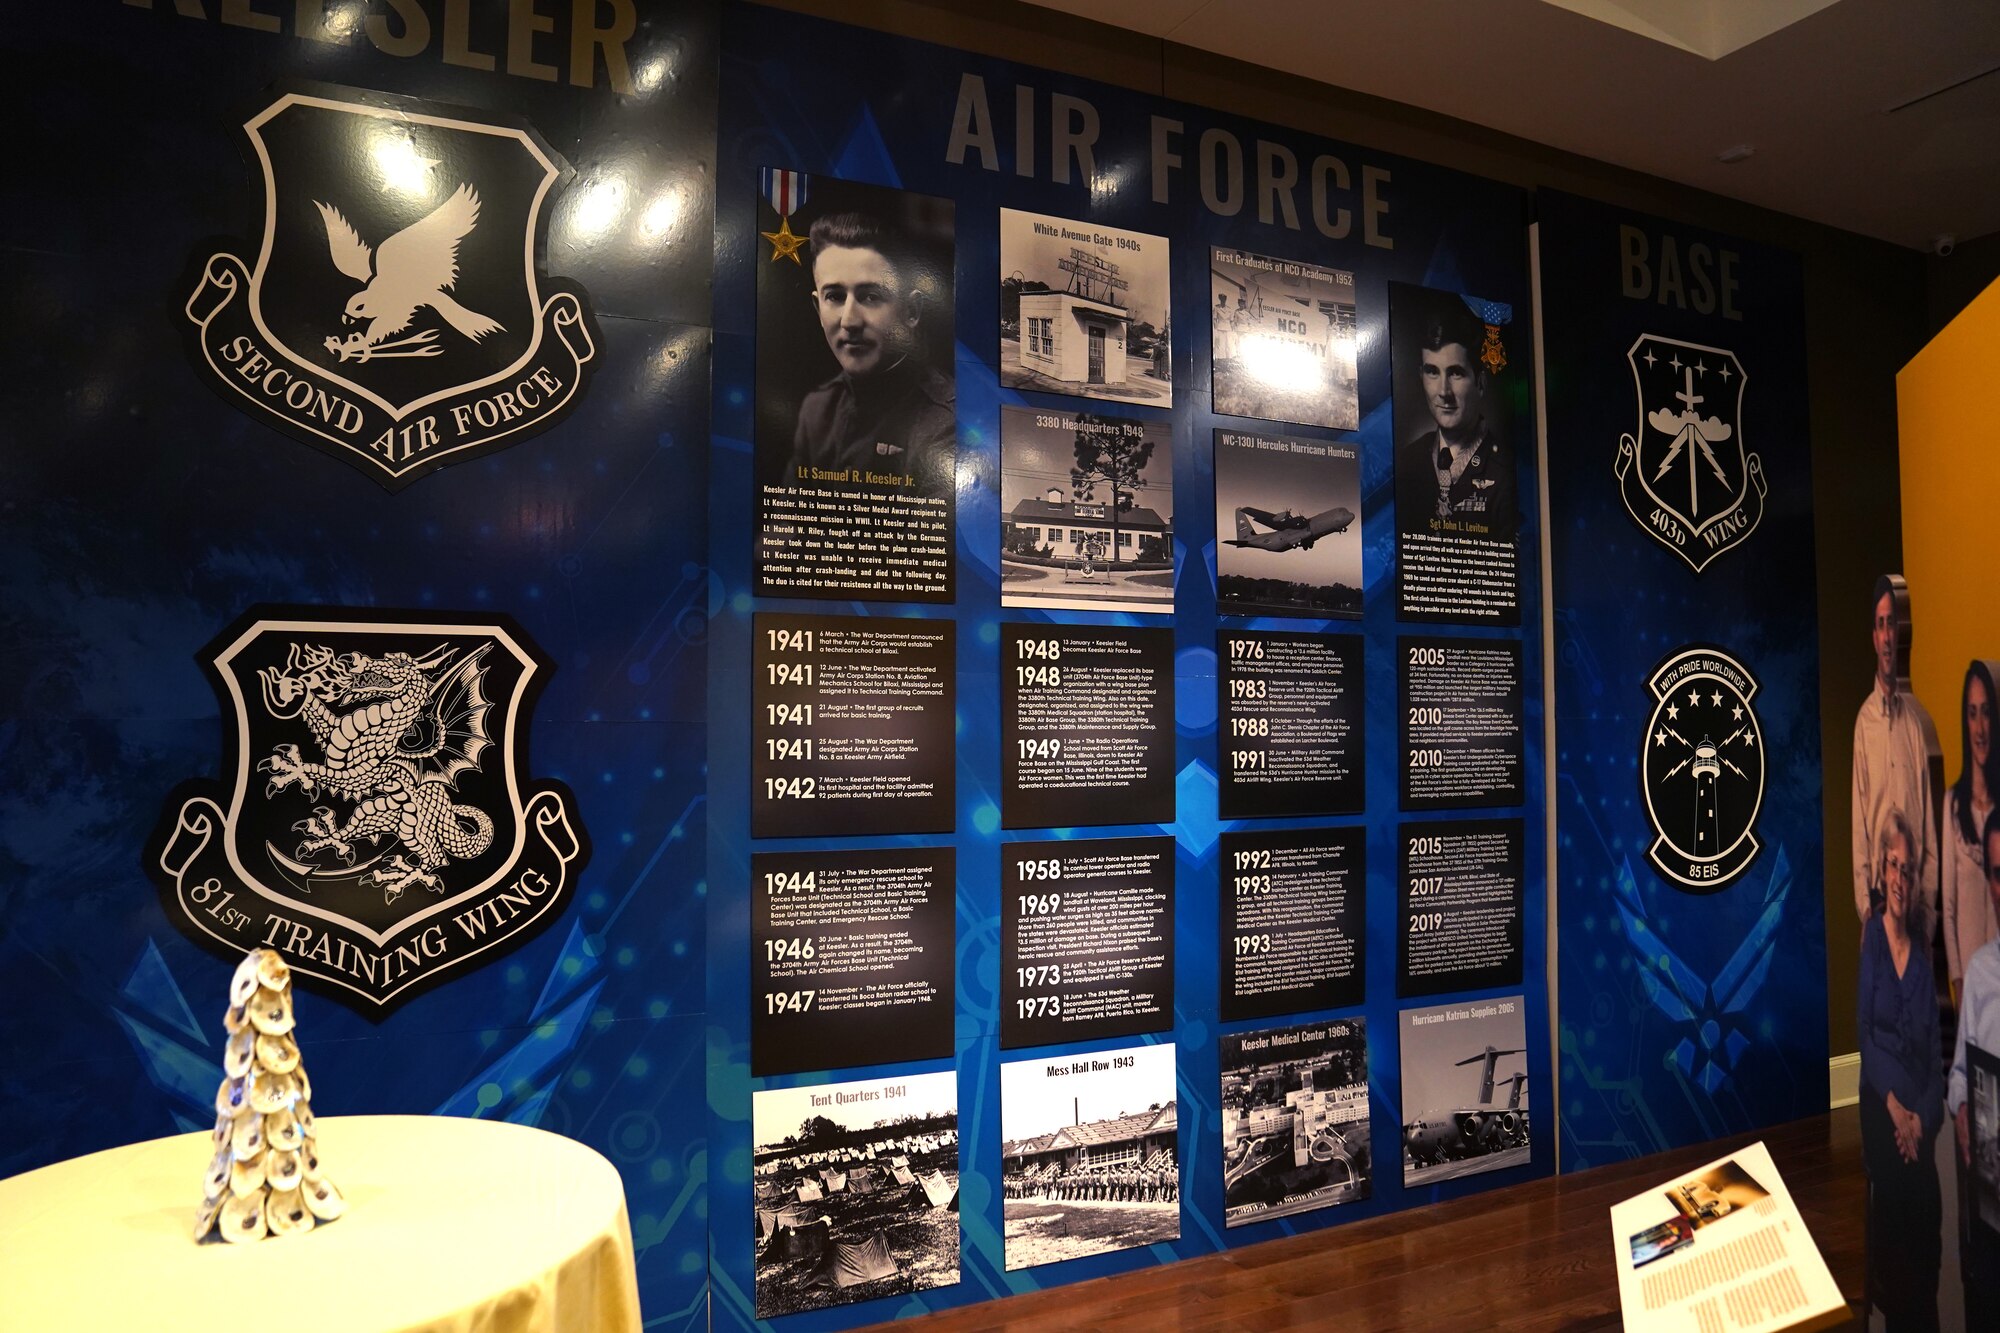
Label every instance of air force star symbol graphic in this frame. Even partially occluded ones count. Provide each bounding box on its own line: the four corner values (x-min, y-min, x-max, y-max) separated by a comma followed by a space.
1613, 335, 1766, 572
147, 610, 587, 1012
1640, 647, 1766, 893
183, 88, 599, 489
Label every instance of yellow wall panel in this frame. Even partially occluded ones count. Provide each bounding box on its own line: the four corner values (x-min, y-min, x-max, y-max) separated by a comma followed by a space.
1897, 276, 2000, 781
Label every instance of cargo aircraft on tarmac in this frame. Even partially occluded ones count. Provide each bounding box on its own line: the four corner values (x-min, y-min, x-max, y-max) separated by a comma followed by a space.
1403, 1045, 1529, 1168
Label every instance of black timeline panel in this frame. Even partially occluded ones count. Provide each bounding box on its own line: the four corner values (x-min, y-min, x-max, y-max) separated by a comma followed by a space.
1397, 818, 1525, 998
1217, 629, 1365, 820
750, 846, 955, 1076
1002, 623, 1174, 829
1220, 825, 1366, 1024
752, 612, 954, 837
1002, 837, 1174, 1049
1397, 635, 1523, 811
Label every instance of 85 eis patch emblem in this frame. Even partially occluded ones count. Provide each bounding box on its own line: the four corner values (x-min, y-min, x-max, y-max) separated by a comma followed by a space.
147, 610, 587, 1012
183, 87, 598, 488
1639, 646, 1765, 893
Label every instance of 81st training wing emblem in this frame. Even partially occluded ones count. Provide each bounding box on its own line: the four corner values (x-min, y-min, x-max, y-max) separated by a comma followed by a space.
147, 611, 587, 1012
1640, 647, 1766, 893
183, 88, 598, 489
1613, 335, 1766, 573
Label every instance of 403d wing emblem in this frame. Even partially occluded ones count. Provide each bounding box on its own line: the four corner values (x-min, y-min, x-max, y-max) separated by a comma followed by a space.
183, 87, 598, 488
146, 610, 587, 1012
1613, 335, 1766, 573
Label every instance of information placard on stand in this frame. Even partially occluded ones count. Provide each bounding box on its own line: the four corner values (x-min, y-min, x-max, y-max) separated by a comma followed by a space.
1609, 1140, 1846, 1333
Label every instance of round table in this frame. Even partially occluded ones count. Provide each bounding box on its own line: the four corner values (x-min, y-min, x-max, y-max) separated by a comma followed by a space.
0, 1115, 642, 1333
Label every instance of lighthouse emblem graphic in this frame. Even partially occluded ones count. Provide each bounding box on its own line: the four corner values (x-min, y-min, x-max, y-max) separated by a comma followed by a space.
1640, 646, 1765, 893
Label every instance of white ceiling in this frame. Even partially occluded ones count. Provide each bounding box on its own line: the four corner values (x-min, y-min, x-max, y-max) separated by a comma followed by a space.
1027, 0, 2000, 251
1541, 0, 1842, 60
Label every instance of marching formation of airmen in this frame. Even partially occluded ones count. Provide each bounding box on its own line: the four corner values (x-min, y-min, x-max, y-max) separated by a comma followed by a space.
1003, 1165, 1178, 1203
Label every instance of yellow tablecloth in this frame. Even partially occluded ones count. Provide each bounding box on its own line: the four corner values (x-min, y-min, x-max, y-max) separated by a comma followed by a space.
0, 1114, 642, 1333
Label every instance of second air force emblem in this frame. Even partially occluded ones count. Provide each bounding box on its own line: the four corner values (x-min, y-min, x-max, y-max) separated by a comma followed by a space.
184, 88, 598, 489
1613, 335, 1766, 573
1640, 646, 1765, 893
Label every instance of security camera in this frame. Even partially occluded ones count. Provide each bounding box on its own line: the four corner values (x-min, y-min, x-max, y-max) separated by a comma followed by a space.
1934, 233, 1957, 257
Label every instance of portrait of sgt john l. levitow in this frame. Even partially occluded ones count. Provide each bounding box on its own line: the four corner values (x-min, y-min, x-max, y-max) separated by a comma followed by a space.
1391, 287, 1517, 543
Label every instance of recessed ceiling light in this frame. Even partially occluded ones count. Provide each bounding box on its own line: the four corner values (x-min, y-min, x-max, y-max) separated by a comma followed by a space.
1717, 144, 1756, 165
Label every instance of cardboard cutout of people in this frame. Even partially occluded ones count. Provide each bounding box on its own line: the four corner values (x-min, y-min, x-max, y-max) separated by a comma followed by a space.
1853, 574, 1943, 937
1944, 659, 2000, 998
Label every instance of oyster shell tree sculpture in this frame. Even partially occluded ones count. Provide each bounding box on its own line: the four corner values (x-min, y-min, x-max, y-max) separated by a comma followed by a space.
195, 949, 346, 1243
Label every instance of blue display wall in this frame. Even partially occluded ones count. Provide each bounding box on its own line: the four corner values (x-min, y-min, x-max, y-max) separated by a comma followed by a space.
2, 5, 718, 1328
5, 5, 1855, 1330
706, 7, 1551, 1328
1539, 190, 1829, 1167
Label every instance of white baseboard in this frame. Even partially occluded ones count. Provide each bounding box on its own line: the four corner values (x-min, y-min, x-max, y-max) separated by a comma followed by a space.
1829, 1052, 1860, 1109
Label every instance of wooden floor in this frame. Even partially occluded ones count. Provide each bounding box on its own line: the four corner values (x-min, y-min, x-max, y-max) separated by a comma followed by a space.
876, 1109, 1868, 1332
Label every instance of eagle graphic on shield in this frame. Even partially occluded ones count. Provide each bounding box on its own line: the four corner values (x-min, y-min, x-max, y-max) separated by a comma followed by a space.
184, 88, 598, 489
148, 610, 587, 1013
1612, 335, 1767, 573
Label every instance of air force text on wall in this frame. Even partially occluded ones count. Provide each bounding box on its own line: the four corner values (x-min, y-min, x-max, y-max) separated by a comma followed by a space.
948, 74, 1395, 249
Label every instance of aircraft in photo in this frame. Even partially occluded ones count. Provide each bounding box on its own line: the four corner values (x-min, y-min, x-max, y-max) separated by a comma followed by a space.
1224, 505, 1355, 552
1457, 1044, 1525, 1104
1402, 1045, 1529, 1168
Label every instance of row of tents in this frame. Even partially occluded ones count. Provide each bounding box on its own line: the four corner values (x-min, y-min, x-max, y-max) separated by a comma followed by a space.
753, 1132, 958, 1175
755, 1171, 958, 1293
760, 1160, 956, 1216
758, 1214, 900, 1290
777, 1156, 945, 1203
757, 1170, 959, 1238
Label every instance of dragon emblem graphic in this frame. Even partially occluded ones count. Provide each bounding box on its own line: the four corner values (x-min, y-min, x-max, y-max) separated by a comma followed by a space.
255, 640, 496, 903
150, 611, 585, 1013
